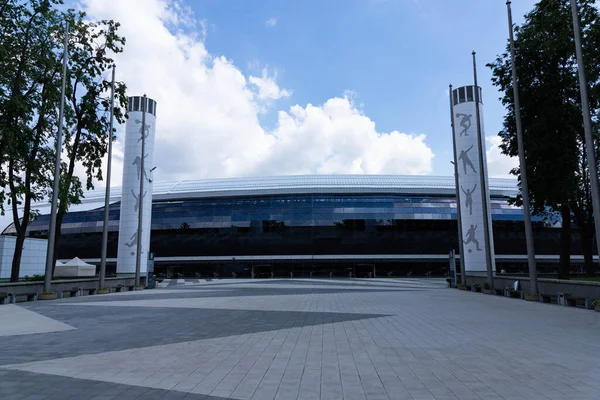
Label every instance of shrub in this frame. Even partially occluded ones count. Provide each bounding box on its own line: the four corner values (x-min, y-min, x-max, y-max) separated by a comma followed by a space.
457, 284, 465, 289
23, 274, 44, 282
41, 292, 55, 295
592, 299, 600, 307
483, 282, 490, 290
525, 292, 538, 296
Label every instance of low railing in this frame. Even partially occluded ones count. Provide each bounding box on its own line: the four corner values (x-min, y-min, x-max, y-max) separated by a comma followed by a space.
467, 275, 600, 300
0, 276, 145, 297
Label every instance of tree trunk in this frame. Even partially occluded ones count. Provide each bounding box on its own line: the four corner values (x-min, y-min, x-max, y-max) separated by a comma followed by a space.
558, 205, 571, 280
51, 210, 65, 276
10, 232, 26, 282
572, 201, 594, 276
578, 224, 594, 276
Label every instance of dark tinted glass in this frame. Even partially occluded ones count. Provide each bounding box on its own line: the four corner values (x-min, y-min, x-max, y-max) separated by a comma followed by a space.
458, 87, 466, 103
466, 86, 474, 102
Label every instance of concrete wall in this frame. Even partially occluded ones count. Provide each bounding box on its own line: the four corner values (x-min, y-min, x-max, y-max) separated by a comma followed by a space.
0, 276, 145, 296
0, 237, 47, 279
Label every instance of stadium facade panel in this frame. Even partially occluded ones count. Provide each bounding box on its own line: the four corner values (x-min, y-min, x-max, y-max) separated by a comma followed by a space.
1, 175, 572, 277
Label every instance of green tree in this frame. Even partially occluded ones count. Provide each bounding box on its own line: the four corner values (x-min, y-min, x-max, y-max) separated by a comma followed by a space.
0, 0, 64, 282
50, 10, 127, 273
488, 0, 600, 278
0, 1, 127, 281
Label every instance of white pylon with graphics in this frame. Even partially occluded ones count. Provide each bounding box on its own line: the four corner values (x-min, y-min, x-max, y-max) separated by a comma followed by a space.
117, 96, 157, 275
451, 86, 496, 274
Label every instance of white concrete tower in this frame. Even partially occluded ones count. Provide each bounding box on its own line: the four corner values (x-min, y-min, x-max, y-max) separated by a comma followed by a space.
451, 86, 496, 274
117, 96, 157, 275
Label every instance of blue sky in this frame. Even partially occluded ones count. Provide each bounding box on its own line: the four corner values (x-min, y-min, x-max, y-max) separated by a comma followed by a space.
75, 0, 542, 183
186, 0, 538, 176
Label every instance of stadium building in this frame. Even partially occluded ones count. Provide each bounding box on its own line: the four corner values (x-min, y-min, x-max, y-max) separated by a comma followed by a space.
0, 174, 583, 278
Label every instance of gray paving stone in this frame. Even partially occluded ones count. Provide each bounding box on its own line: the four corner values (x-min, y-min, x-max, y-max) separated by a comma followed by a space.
1, 278, 599, 399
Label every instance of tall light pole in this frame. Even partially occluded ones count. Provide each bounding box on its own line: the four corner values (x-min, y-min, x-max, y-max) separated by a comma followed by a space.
507, 1, 538, 294
134, 95, 147, 286
99, 65, 116, 290
472, 52, 494, 288
44, 21, 69, 293
449, 85, 466, 286
570, 0, 600, 269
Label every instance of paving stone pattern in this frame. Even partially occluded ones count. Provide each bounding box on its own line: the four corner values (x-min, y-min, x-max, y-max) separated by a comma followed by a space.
1, 278, 599, 399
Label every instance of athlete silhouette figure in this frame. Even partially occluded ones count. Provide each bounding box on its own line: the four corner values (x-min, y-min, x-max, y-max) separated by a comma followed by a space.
132, 154, 148, 181
135, 119, 151, 143
455, 113, 472, 137
461, 184, 477, 215
125, 231, 138, 248
458, 145, 477, 174
463, 224, 482, 251
131, 190, 146, 212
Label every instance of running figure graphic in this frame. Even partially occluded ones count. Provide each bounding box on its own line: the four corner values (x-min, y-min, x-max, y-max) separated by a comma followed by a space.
135, 119, 151, 143
132, 154, 148, 181
125, 231, 138, 248
455, 113, 472, 137
458, 145, 477, 174
463, 224, 482, 251
131, 190, 146, 213
461, 184, 477, 215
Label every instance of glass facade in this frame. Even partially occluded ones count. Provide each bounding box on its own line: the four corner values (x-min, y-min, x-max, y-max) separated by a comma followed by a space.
2, 175, 586, 277
2, 192, 573, 276
6, 194, 535, 236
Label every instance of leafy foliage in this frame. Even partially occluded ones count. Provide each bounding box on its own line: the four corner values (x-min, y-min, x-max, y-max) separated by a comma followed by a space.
0, 1, 128, 281
50, 10, 128, 271
488, 0, 600, 275
0, 0, 65, 281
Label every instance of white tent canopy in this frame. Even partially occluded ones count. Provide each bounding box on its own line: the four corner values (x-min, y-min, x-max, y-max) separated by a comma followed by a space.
54, 257, 96, 277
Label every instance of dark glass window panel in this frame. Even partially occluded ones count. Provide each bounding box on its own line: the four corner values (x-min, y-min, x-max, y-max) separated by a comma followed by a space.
133, 97, 140, 111
466, 86, 474, 102
458, 87, 466, 103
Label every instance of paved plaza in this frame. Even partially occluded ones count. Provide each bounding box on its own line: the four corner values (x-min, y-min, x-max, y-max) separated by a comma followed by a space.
1, 278, 599, 400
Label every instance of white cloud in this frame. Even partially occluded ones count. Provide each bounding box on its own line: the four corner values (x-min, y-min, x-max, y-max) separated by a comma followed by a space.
265, 17, 277, 27
252, 95, 433, 176
249, 68, 291, 101
81, 0, 435, 184
486, 136, 518, 178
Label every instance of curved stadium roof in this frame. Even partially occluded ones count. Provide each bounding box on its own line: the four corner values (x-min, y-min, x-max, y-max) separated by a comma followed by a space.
61, 174, 519, 204
0, 175, 519, 232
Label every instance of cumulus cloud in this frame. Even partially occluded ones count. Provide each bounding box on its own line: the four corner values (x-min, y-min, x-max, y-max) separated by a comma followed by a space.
265, 17, 277, 27
249, 68, 291, 101
81, 0, 435, 184
254, 95, 433, 175
486, 136, 518, 178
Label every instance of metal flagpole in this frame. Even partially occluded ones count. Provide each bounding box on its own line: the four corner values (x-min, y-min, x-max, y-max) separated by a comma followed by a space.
44, 21, 69, 293
472, 51, 494, 288
135, 95, 147, 286
449, 84, 467, 286
507, 1, 538, 293
99, 65, 116, 290
570, 0, 600, 269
